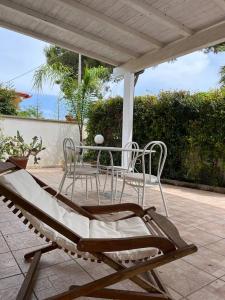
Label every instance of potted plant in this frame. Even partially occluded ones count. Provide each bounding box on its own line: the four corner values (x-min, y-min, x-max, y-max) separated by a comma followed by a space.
65, 114, 76, 122
3, 131, 45, 168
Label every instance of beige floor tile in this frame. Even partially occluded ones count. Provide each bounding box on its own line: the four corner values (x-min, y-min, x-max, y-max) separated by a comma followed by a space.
194, 220, 225, 236
0, 212, 16, 223
0, 234, 9, 254
187, 279, 225, 300
0, 251, 21, 279
0, 287, 24, 300
180, 227, 222, 246
4, 230, 46, 251
0, 274, 24, 290
183, 246, 225, 277
13, 246, 71, 273
203, 239, 225, 257
158, 259, 215, 297
0, 219, 28, 235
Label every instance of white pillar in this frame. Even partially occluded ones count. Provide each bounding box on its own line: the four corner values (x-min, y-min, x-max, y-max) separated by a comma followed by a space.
122, 72, 135, 168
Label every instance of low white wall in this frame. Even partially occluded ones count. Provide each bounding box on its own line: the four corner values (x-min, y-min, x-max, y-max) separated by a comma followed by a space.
0, 115, 80, 167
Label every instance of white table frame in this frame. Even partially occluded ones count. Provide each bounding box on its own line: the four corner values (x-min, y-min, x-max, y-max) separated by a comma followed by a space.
75, 145, 152, 203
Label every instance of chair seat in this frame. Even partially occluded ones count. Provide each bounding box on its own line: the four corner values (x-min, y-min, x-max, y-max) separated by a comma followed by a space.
0, 170, 158, 262
100, 165, 127, 172
124, 172, 159, 184
67, 165, 99, 176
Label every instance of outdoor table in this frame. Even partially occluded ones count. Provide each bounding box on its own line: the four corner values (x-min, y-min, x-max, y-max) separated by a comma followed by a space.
75, 145, 153, 202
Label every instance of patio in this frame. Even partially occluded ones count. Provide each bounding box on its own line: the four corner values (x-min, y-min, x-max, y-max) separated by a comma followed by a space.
0, 168, 225, 300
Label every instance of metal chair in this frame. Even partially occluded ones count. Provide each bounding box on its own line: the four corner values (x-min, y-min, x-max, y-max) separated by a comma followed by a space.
120, 141, 168, 216
59, 138, 100, 203
101, 141, 139, 200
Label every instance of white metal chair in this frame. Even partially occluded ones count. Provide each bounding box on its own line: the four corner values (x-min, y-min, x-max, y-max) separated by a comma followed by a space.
101, 141, 139, 200
120, 141, 168, 216
59, 138, 100, 203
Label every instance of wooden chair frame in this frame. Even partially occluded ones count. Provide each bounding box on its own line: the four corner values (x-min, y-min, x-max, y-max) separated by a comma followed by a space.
0, 162, 197, 300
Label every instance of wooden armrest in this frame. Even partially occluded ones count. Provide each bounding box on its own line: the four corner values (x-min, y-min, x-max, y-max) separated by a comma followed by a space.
77, 235, 176, 254
146, 208, 187, 248
81, 203, 144, 217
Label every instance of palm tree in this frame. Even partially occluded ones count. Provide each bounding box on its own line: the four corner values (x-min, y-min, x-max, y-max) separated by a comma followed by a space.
33, 53, 109, 143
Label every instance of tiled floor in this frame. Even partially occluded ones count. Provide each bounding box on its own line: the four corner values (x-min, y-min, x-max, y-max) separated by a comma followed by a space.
0, 167, 225, 299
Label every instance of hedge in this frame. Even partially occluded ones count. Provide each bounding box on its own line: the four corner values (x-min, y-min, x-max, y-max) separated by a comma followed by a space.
86, 90, 225, 187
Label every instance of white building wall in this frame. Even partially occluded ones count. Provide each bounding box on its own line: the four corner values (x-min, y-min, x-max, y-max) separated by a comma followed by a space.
0, 115, 80, 168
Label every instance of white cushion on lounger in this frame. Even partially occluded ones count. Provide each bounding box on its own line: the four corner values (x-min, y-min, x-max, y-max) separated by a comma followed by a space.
0, 169, 158, 261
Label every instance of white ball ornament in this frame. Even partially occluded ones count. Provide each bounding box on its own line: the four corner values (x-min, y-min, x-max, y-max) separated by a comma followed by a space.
94, 134, 104, 144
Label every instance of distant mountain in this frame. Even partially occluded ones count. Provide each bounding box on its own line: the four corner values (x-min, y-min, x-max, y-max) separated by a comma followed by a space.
19, 94, 67, 120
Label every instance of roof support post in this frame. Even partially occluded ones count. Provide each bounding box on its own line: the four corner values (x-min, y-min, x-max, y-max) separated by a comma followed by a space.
122, 72, 135, 168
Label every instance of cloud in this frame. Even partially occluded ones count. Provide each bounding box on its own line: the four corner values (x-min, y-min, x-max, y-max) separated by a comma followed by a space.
111, 51, 225, 97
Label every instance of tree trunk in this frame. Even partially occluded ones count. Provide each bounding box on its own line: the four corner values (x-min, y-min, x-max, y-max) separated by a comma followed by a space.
79, 125, 83, 145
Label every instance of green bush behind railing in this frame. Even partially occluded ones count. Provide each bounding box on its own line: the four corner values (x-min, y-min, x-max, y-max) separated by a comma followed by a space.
86, 90, 225, 187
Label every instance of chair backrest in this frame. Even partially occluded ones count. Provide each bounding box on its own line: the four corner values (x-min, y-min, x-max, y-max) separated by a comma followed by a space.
124, 141, 139, 171
142, 141, 167, 183
63, 138, 77, 173
0, 162, 94, 245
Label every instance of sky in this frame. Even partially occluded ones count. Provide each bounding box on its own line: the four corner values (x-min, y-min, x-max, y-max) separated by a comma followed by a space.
1, 27, 225, 119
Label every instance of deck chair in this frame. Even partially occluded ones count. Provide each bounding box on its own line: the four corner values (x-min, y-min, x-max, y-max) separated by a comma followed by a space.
0, 162, 197, 300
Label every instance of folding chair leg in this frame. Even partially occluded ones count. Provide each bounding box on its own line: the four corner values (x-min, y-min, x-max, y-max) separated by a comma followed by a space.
17, 250, 41, 300
24, 242, 58, 261
69, 285, 169, 299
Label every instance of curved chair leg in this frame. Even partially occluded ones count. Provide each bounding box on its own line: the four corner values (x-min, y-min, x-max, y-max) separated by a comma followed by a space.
114, 171, 118, 200
138, 188, 140, 205
58, 171, 67, 193
111, 170, 114, 204
159, 182, 169, 217
119, 179, 126, 203
71, 174, 77, 200
102, 169, 108, 193
85, 177, 88, 200
90, 176, 93, 191
65, 181, 73, 195
141, 185, 146, 208
96, 175, 100, 205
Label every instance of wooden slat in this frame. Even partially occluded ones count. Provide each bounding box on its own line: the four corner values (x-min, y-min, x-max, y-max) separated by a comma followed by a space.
69, 285, 168, 299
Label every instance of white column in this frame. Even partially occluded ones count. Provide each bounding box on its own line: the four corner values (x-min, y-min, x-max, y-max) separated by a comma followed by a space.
122, 72, 135, 168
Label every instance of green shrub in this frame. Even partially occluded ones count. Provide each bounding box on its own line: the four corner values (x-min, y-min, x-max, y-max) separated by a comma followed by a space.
86, 90, 225, 187
0, 85, 17, 115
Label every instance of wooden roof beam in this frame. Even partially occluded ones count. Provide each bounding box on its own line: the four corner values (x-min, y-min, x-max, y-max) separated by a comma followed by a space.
0, 0, 138, 58
58, 0, 164, 48
114, 20, 225, 74
121, 0, 193, 36
0, 19, 119, 66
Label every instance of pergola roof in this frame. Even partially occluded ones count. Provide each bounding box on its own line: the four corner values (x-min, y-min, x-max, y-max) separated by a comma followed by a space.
1, 0, 225, 75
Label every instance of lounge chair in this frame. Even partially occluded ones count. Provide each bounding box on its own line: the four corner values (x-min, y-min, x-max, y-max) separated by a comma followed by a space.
0, 162, 197, 300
